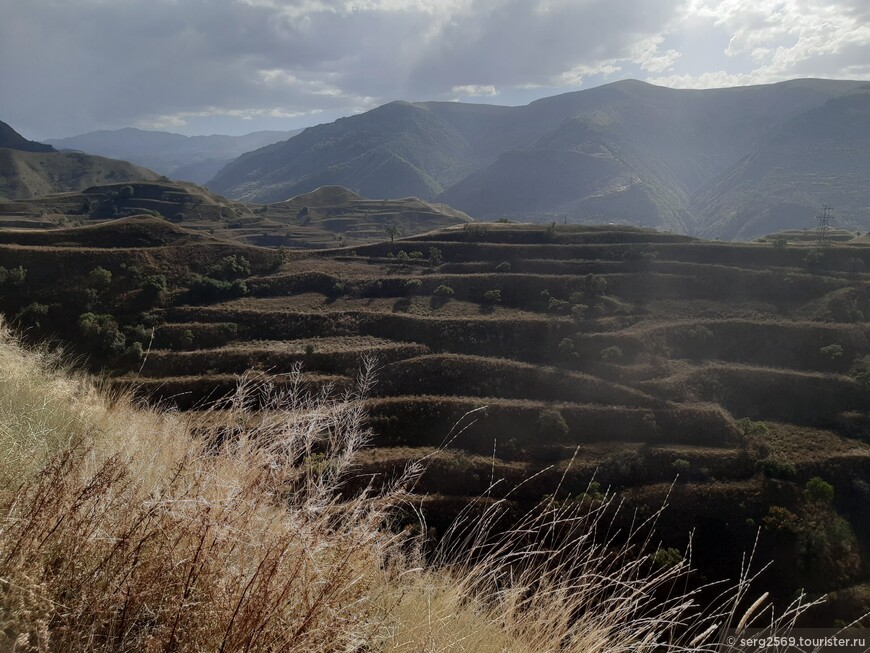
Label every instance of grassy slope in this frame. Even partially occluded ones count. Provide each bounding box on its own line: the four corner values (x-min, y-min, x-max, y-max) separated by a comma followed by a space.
0, 321, 790, 652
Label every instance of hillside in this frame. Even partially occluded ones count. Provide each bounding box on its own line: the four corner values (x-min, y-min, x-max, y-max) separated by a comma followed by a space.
207, 79, 869, 237
0, 148, 162, 200
694, 89, 870, 239
209, 101, 500, 203
1, 219, 869, 620
46, 127, 302, 184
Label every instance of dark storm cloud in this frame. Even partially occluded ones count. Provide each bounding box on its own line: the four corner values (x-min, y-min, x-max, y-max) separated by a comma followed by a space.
0, 0, 685, 137
2, 0, 868, 138
409, 0, 678, 90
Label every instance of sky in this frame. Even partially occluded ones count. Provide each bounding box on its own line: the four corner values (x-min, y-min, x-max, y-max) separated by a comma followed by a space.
2, 0, 869, 140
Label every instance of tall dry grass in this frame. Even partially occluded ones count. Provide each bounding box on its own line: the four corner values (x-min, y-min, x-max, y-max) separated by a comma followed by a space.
0, 322, 414, 652
0, 318, 811, 652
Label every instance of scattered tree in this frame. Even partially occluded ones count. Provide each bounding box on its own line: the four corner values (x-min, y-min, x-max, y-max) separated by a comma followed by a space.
384, 224, 403, 242
819, 344, 844, 360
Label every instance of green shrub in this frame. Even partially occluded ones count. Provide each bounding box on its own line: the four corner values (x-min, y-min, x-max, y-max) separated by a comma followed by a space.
15, 302, 49, 329
141, 274, 168, 303
0, 265, 26, 286
495, 261, 512, 273
570, 304, 588, 322
805, 477, 834, 504
124, 341, 145, 364
538, 409, 569, 439
583, 274, 607, 297
86, 267, 113, 292
178, 329, 195, 349
736, 417, 770, 437
757, 457, 796, 480
763, 505, 800, 534
600, 346, 623, 362
408, 251, 424, 259
819, 344, 844, 360
209, 255, 251, 281
622, 246, 658, 266
433, 285, 454, 297
482, 289, 501, 304
125, 323, 152, 344
396, 250, 410, 262
652, 547, 683, 570
405, 279, 423, 294
78, 312, 126, 357
548, 297, 570, 313
428, 247, 443, 265
186, 275, 248, 303
384, 224, 403, 242
672, 459, 690, 472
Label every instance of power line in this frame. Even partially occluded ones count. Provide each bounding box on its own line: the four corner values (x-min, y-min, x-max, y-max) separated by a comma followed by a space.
815, 204, 834, 246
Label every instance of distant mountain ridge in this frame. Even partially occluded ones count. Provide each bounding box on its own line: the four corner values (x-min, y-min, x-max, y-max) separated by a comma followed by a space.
207, 79, 870, 239
0, 121, 160, 200
46, 127, 302, 185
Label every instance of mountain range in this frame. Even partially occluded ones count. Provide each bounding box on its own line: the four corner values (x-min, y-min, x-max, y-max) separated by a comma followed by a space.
46, 128, 301, 185
207, 79, 870, 239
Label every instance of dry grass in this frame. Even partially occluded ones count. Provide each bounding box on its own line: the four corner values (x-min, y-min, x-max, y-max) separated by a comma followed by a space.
0, 323, 412, 652
0, 319, 812, 652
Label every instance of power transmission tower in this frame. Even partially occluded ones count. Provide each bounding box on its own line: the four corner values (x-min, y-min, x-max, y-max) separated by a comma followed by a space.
815, 204, 834, 246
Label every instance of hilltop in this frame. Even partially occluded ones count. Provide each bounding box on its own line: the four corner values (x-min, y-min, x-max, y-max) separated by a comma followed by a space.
207, 79, 870, 238
1, 218, 869, 620
0, 119, 55, 153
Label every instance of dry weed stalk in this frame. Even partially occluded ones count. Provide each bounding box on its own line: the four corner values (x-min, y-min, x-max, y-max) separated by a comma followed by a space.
382, 479, 814, 653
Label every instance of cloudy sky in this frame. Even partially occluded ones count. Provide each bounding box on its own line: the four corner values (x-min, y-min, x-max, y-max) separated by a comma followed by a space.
2, 0, 869, 140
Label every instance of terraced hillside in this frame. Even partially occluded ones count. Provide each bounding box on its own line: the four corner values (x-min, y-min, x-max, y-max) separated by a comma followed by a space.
105, 224, 870, 606
0, 181, 469, 248
2, 220, 870, 619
